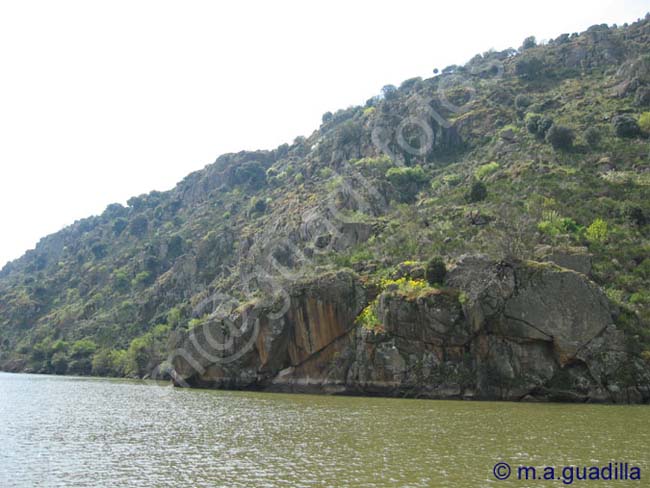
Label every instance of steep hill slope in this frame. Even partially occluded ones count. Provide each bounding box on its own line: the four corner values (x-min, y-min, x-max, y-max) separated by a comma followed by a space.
1, 16, 650, 401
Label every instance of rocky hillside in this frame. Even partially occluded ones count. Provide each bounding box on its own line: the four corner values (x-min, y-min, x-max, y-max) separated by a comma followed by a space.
1, 16, 650, 402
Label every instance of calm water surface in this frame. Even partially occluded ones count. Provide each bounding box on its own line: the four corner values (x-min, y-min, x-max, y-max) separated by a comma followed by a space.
1, 372, 649, 487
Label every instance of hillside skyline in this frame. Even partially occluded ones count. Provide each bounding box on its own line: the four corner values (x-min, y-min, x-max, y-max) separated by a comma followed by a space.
1, 1, 649, 268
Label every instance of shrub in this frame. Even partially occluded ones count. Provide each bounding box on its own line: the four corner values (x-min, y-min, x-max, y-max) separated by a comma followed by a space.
385, 165, 428, 202
354, 155, 393, 175
612, 114, 640, 138
521, 36, 537, 50
537, 210, 580, 237
91, 243, 107, 259
335, 120, 362, 147
167, 235, 184, 259
525, 113, 553, 137
132, 271, 153, 288
92, 349, 126, 376
624, 205, 647, 226
112, 218, 128, 236
381, 84, 398, 100
380, 277, 429, 295
468, 181, 487, 202
129, 215, 149, 237
538, 116, 554, 136
515, 56, 544, 80
112, 270, 131, 293
441, 174, 462, 186
514, 94, 532, 110
634, 86, 650, 107
233, 161, 267, 189
545, 124, 575, 150
639, 112, 650, 133
474, 162, 500, 179
584, 127, 601, 147
249, 197, 267, 214
525, 113, 541, 134
586, 218, 608, 243
425, 257, 447, 286
355, 304, 382, 332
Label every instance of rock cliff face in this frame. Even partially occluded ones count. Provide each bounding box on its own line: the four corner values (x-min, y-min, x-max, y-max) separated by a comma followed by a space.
172, 257, 650, 403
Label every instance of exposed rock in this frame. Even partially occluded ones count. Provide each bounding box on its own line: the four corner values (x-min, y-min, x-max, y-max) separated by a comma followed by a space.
172, 256, 650, 403
534, 245, 593, 276
500, 128, 516, 142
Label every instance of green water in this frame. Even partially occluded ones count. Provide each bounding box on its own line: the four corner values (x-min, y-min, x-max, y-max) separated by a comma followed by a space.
0, 372, 648, 487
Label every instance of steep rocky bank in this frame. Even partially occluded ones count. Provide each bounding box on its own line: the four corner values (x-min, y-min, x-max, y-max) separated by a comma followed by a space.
2, 16, 650, 401
172, 256, 650, 403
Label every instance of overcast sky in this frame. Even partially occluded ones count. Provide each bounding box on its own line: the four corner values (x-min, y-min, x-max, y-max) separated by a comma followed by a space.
0, 0, 648, 267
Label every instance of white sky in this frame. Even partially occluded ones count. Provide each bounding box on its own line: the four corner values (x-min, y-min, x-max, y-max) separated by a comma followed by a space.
0, 0, 648, 267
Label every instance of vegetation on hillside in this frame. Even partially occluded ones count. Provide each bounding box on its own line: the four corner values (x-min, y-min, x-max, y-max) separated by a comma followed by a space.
2, 15, 650, 377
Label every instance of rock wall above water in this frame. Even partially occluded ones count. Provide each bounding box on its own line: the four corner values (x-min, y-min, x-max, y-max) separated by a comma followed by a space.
171, 257, 650, 403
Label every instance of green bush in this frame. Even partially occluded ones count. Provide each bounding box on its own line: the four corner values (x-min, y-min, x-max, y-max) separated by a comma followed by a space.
515, 56, 544, 79
639, 112, 650, 133
425, 257, 447, 286
624, 205, 647, 226
545, 124, 575, 150
92, 349, 127, 377
584, 127, 601, 147
249, 197, 267, 214
441, 174, 462, 187
112, 218, 128, 236
537, 211, 580, 237
129, 215, 149, 237
525, 113, 553, 137
514, 94, 532, 110
354, 155, 393, 175
132, 271, 153, 288
586, 218, 608, 243
112, 270, 131, 293
385, 165, 428, 202
612, 114, 640, 138
474, 162, 500, 179
525, 113, 541, 134
355, 304, 382, 332
521, 36, 537, 50
468, 181, 488, 202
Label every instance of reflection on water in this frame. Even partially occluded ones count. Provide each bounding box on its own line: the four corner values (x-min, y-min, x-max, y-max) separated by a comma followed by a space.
0, 372, 649, 487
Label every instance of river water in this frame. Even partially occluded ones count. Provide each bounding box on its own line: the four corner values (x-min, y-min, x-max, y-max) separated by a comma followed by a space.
0, 372, 649, 487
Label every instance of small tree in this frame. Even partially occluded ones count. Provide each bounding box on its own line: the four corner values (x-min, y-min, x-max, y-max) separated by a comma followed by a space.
521, 36, 537, 50
386, 165, 429, 203
514, 94, 532, 111
545, 124, 575, 150
612, 114, 640, 138
381, 84, 398, 100
586, 218, 608, 243
525, 113, 541, 134
425, 257, 447, 286
468, 181, 488, 202
515, 56, 544, 80
538, 116, 554, 136
129, 215, 149, 237
112, 218, 128, 236
525, 113, 553, 137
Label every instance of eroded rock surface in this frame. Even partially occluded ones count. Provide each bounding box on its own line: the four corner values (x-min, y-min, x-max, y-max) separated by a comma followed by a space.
172, 257, 650, 403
